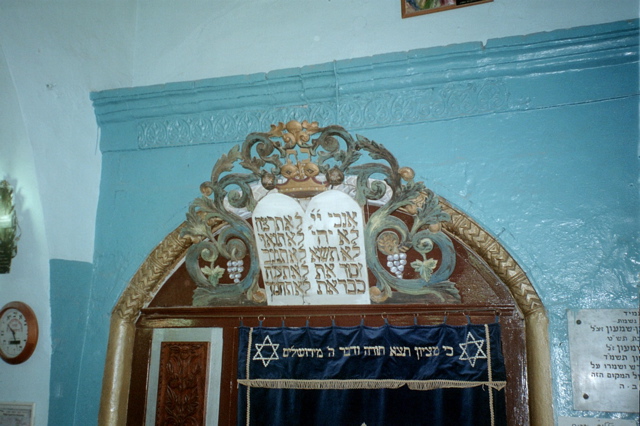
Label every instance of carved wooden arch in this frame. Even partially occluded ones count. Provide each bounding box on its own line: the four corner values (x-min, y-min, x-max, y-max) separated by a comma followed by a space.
98, 198, 552, 425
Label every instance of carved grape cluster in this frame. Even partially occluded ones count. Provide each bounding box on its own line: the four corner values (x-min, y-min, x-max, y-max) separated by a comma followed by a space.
226, 259, 244, 283
386, 253, 408, 279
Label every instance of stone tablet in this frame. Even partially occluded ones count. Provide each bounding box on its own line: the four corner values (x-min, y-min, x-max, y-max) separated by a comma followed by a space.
303, 190, 370, 305
567, 309, 639, 413
253, 190, 370, 305
253, 193, 310, 305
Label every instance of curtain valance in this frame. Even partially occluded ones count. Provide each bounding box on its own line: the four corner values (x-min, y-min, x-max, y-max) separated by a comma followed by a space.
238, 322, 507, 425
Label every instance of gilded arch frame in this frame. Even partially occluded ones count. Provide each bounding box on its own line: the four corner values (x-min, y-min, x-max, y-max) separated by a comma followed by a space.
98, 199, 552, 425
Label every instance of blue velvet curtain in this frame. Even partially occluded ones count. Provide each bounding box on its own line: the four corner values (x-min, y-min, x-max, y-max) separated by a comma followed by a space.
237, 322, 507, 426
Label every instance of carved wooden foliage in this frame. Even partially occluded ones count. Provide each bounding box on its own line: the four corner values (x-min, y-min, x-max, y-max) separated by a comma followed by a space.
156, 341, 209, 426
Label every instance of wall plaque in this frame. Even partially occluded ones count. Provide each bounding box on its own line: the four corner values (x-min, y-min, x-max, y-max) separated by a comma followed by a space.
558, 417, 637, 426
253, 190, 369, 305
567, 309, 639, 413
0, 403, 35, 426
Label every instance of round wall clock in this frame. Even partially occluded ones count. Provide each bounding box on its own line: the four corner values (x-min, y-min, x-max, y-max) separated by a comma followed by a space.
0, 301, 38, 364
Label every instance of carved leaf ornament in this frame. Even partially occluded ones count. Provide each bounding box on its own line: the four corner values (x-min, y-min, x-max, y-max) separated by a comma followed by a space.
180, 121, 458, 305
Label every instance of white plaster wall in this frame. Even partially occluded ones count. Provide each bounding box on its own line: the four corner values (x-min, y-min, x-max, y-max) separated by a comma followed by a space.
133, 0, 640, 87
0, 2, 136, 262
0, 43, 51, 426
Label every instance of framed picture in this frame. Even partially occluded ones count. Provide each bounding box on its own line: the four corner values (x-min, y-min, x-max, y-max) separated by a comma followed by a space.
402, 0, 492, 18
0, 402, 35, 426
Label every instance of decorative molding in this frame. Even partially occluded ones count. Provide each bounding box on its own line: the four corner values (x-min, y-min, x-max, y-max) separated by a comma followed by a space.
339, 78, 515, 128
179, 122, 458, 305
441, 201, 543, 316
136, 79, 520, 149
92, 20, 638, 153
137, 102, 337, 149
113, 226, 191, 322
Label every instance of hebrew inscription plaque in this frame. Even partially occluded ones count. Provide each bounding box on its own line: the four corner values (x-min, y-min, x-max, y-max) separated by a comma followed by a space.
558, 417, 637, 426
568, 309, 639, 413
253, 193, 309, 304
253, 190, 369, 305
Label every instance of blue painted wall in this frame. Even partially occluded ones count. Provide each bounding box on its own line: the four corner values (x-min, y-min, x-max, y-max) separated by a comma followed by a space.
65, 20, 638, 424
49, 259, 93, 426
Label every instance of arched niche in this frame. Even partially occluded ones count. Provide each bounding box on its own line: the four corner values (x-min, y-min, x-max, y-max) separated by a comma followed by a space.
98, 123, 552, 425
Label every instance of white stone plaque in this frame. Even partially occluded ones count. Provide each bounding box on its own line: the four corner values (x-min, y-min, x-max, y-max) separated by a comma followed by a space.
568, 309, 639, 413
253, 190, 369, 305
253, 193, 309, 305
558, 417, 637, 426
303, 190, 369, 305
0, 403, 35, 426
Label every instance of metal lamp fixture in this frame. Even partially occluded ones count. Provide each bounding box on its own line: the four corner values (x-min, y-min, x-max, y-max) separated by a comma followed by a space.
0, 180, 19, 273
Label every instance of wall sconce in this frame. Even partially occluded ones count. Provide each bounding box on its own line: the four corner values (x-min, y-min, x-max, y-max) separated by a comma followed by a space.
0, 180, 19, 274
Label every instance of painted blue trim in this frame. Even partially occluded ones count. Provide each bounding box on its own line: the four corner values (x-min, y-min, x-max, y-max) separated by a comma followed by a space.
92, 20, 638, 153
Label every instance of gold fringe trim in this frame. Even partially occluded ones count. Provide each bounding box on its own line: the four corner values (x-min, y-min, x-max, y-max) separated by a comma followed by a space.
238, 379, 506, 391
408, 380, 506, 391
246, 329, 253, 426
485, 324, 496, 426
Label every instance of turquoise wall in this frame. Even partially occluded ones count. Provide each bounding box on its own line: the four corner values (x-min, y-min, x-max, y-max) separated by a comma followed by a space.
49, 259, 93, 426
62, 20, 638, 424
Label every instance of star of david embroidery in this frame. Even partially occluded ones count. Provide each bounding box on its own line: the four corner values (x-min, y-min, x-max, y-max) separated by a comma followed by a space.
253, 335, 280, 367
458, 331, 487, 367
